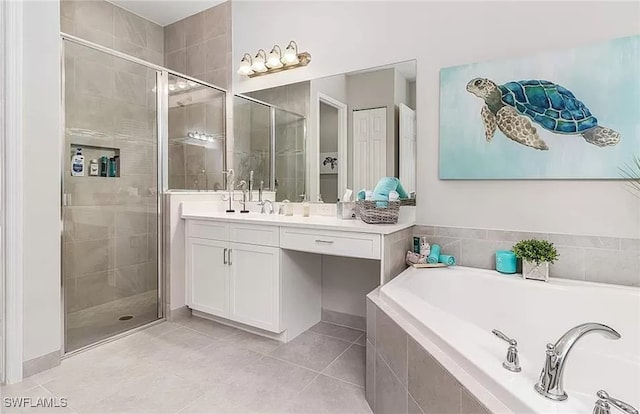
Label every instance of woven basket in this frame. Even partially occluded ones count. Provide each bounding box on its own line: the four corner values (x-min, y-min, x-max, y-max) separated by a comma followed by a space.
356, 200, 400, 224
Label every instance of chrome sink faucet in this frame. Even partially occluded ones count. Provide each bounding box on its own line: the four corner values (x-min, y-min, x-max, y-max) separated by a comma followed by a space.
259, 199, 274, 214
535, 323, 621, 401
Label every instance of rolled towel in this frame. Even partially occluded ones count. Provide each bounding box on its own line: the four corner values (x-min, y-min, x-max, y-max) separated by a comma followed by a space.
427, 244, 441, 264
439, 254, 456, 266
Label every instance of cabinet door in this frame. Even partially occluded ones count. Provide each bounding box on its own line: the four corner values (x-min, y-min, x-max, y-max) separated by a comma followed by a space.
186, 238, 229, 317
228, 243, 281, 332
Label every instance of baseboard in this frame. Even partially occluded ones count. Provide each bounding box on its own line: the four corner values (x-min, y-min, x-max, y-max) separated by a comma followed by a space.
191, 310, 287, 342
321, 308, 366, 331
23, 350, 61, 378
167, 306, 191, 322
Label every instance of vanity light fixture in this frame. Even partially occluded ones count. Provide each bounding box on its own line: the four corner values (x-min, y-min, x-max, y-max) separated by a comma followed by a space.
251, 49, 268, 73
238, 40, 311, 78
237, 53, 254, 76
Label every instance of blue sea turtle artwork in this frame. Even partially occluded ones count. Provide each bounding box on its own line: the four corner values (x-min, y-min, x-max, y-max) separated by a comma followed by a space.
466, 78, 621, 150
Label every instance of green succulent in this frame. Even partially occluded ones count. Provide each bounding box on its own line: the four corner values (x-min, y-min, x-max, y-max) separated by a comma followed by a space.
512, 239, 559, 265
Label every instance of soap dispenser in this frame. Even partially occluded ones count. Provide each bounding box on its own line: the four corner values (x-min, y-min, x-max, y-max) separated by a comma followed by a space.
301, 193, 310, 217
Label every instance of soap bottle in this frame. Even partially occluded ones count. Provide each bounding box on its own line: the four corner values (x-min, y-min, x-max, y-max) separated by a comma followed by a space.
301, 194, 310, 217
71, 148, 84, 176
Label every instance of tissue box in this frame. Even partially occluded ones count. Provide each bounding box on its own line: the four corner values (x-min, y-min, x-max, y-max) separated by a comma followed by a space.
336, 202, 356, 219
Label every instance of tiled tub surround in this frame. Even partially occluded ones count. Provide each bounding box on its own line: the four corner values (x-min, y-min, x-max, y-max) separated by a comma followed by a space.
414, 225, 640, 286
366, 267, 640, 414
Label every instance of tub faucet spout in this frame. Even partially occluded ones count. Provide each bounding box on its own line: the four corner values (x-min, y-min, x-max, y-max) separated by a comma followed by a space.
535, 323, 621, 401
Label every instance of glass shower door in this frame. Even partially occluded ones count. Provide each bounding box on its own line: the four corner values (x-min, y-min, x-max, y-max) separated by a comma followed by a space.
62, 40, 160, 352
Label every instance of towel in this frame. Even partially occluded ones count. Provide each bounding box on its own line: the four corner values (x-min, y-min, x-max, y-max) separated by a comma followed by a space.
438, 254, 456, 266
427, 244, 441, 264
372, 177, 409, 202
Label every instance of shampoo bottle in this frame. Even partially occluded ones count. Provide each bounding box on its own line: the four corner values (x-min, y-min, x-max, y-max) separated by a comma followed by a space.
71, 148, 85, 176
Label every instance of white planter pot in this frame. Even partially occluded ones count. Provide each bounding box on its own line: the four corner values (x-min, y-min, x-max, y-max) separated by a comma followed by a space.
522, 260, 549, 281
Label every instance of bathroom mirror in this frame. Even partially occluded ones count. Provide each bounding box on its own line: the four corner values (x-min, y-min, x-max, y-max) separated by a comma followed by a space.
236, 60, 417, 203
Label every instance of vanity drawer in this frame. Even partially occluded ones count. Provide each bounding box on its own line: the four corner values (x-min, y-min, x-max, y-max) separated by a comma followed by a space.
230, 223, 279, 247
187, 220, 229, 241
279, 227, 381, 259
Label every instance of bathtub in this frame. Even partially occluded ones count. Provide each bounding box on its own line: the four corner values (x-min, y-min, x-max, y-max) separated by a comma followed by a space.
378, 266, 640, 413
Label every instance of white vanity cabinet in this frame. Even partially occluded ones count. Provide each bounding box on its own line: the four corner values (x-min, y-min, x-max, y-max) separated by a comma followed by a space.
186, 237, 229, 317
228, 242, 280, 332
185, 220, 282, 333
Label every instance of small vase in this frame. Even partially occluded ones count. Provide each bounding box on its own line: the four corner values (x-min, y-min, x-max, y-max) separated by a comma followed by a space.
522, 260, 549, 281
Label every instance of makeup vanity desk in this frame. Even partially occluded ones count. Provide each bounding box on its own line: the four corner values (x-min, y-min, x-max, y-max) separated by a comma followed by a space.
180, 202, 415, 342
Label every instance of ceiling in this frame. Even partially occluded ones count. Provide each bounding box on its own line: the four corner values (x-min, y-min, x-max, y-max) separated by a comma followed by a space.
107, 0, 226, 26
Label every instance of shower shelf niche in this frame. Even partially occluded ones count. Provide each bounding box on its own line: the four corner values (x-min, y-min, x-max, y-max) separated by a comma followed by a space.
70, 144, 121, 178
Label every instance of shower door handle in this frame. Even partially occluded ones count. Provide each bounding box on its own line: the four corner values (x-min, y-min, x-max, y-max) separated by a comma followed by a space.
223, 248, 228, 265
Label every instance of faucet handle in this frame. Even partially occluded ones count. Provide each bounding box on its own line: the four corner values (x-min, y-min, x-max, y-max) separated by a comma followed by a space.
492, 329, 517, 346
594, 390, 638, 414
492, 329, 521, 372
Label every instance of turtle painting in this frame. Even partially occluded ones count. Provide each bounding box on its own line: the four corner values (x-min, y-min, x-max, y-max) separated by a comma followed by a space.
466, 78, 621, 151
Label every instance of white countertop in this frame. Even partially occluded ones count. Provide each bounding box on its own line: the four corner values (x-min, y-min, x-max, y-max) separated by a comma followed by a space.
181, 203, 415, 235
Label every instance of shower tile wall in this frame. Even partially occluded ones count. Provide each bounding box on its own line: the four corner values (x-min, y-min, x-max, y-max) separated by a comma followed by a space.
61, 0, 164, 66
61, 0, 163, 349
163, 1, 232, 88
164, 2, 231, 191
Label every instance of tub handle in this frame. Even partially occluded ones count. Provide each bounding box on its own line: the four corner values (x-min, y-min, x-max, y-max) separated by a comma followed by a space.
492, 329, 521, 373
593, 390, 638, 414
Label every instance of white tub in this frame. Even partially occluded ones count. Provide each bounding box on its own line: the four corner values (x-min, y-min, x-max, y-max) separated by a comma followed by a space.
379, 266, 640, 413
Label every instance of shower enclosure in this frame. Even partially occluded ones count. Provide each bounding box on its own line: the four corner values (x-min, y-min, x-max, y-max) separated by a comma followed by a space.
62, 35, 226, 352
233, 95, 306, 202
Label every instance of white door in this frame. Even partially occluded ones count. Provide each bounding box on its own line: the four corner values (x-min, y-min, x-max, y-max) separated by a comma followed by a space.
228, 243, 281, 332
353, 107, 387, 191
399, 104, 417, 193
186, 238, 229, 317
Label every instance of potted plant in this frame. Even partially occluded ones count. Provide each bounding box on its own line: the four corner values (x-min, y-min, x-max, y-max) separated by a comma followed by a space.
512, 239, 559, 281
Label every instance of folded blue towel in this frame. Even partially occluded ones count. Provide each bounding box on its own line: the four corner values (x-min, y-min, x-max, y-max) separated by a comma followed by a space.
439, 254, 456, 266
372, 177, 409, 207
427, 244, 441, 264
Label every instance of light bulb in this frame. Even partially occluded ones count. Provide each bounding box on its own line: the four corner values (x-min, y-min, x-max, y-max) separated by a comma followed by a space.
283, 41, 299, 65
251, 59, 267, 73
187, 81, 197, 87
168, 83, 176, 91
267, 46, 283, 69
237, 53, 254, 76
251, 49, 268, 73
177, 81, 187, 89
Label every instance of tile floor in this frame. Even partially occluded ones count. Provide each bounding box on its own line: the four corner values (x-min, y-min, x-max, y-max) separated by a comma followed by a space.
1, 316, 371, 414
